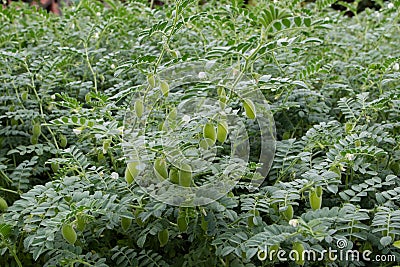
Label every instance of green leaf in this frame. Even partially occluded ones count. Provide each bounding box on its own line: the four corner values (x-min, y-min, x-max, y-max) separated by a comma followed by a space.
380, 236, 392, 247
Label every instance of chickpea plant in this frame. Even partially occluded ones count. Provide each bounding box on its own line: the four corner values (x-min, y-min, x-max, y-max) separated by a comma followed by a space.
0, 0, 400, 266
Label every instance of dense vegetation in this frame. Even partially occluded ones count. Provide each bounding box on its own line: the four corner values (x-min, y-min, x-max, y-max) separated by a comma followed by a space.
0, 0, 399, 266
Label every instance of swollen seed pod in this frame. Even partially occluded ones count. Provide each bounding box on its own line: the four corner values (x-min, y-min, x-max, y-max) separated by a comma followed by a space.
135, 209, 145, 227
282, 132, 291, 140
121, 217, 132, 232
203, 122, 216, 144
247, 216, 256, 227
154, 157, 168, 180
158, 229, 169, 247
217, 121, 228, 143
59, 134, 67, 148
282, 204, 294, 221
85, 93, 91, 103
32, 123, 41, 136
126, 161, 140, 185
177, 215, 188, 232
31, 136, 38, 145
292, 242, 305, 265
309, 190, 322, 211
178, 163, 192, 187
217, 87, 227, 109
21, 91, 28, 101
125, 167, 134, 185
169, 168, 179, 184
62, 224, 77, 245
355, 140, 361, 147
51, 162, 59, 173
76, 214, 86, 232
170, 50, 180, 58
134, 99, 144, 118
243, 98, 256, 119
0, 197, 8, 212
345, 122, 354, 134
160, 80, 169, 97
102, 139, 111, 154
147, 74, 156, 88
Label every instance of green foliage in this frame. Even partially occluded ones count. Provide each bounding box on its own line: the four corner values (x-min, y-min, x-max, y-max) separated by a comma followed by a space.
0, 0, 400, 266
